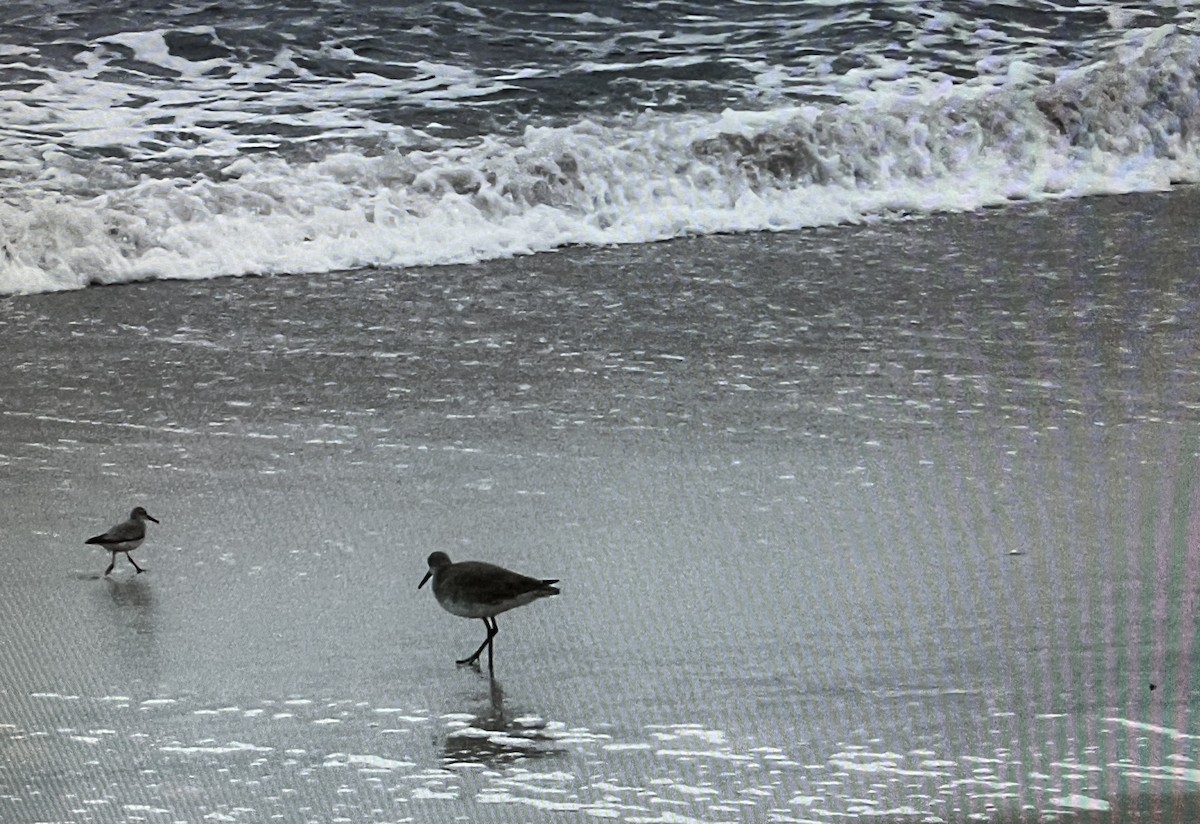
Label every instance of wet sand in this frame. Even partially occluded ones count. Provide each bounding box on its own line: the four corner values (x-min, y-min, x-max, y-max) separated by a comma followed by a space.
2, 189, 1200, 822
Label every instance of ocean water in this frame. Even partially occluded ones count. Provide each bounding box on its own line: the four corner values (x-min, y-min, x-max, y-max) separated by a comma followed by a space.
2, 191, 1200, 821
1, 1, 1200, 295
3, 3, 1200, 824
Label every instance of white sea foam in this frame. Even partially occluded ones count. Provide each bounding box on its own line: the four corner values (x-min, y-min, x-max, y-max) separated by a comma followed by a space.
410, 786, 459, 800
0, 703, 1134, 821
29, 692, 80, 700
159, 740, 272, 754
1104, 716, 1200, 740
2, 26, 1199, 295
324, 752, 415, 771
1051, 793, 1110, 811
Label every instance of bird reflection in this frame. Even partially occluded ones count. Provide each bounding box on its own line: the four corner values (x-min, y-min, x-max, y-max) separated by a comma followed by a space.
103, 577, 155, 637
442, 679, 565, 765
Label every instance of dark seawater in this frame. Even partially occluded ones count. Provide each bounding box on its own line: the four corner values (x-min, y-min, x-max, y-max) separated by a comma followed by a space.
4, 1, 1200, 821
2, 1, 1200, 293
2, 186, 1200, 821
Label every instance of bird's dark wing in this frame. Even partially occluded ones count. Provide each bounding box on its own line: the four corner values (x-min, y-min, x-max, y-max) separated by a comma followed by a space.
452, 562, 558, 605
85, 520, 143, 545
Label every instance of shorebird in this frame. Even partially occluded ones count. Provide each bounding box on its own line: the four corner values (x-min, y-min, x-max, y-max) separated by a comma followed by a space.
419, 551, 559, 674
85, 507, 159, 576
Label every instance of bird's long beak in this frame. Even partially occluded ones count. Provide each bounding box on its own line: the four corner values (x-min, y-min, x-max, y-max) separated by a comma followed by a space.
418, 570, 432, 589
146, 514, 160, 523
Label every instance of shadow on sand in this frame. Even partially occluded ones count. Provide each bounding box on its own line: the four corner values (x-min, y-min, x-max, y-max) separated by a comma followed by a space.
100, 576, 156, 639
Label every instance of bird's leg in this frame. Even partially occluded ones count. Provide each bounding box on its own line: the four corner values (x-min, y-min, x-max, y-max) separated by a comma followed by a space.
104, 553, 116, 577
127, 552, 145, 574
458, 618, 499, 668
460, 623, 494, 666
486, 617, 498, 676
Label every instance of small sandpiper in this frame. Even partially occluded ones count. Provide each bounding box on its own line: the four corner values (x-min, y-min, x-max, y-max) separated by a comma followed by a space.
86, 507, 159, 576
419, 551, 559, 675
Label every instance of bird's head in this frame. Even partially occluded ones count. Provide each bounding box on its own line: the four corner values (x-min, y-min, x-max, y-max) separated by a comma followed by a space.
418, 551, 452, 589
130, 507, 159, 524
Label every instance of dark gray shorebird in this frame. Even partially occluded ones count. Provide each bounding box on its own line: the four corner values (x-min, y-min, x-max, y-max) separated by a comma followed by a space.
85, 507, 159, 576
419, 551, 559, 674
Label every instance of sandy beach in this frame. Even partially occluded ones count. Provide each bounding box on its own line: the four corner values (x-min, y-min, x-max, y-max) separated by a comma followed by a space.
2, 188, 1200, 822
